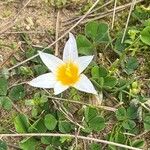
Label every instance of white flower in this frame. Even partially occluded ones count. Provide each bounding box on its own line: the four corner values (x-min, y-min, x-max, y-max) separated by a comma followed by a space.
28, 33, 97, 95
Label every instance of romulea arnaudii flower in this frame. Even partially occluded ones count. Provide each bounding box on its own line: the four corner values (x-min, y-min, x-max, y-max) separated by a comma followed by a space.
28, 33, 97, 95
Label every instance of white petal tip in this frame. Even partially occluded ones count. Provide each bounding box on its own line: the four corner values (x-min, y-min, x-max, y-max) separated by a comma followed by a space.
54, 82, 69, 95
88, 89, 98, 95
91, 55, 94, 59
27, 80, 35, 87
38, 50, 43, 55
93, 91, 98, 95
27, 81, 31, 85
27, 81, 34, 86
54, 90, 62, 95
38, 51, 47, 56
69, 32, 74, 37
27, 73, 56, 89
54, 92, 59, 95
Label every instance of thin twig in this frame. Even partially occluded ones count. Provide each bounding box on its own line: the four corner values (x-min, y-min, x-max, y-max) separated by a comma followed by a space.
133, 131, 149, 139
47, 95, 117, 112
114, 102, 124, 108
121, 0, 137, 43
88, 0, 113, 16
0, 133, 142, 150
82, 0, 143, 25
123, 132, 135, 136
63, 0, 143, 26
0, 52, 14, 69
8, 81, 27, 89
140, 103, 150, 112
55, 10, 60, 56
63, 0, 113, 24
11, 103, 23, 114
111, 0, 117, 29
74, 117, 84, 149
8, 0, 100, 71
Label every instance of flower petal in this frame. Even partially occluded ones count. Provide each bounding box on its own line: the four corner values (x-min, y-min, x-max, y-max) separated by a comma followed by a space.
28, 73, 56, 88
39, 51, 64, 73
54, 82, 69, 95
75, 56, 94, 73
73, 74, 97, 95
63, 33, 78, 62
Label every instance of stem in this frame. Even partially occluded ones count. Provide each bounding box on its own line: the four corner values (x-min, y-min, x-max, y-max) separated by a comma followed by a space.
0, 133, 142, 150
47, 95, 116, 112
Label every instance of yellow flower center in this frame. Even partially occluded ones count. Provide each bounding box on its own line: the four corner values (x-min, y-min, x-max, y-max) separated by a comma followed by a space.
56, 61, 79, 86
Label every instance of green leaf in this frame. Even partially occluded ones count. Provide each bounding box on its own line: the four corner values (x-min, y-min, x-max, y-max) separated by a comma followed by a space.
144, 115, 150, 131
126, 106, 137, 119
84, 106, 98, 122
88, 116, 105, 132
44, 114, 57, 130
122, 120, 136, 130
89, 143, 102, 150
14, 114, 29, 133
96, 22, 110, 43
125, 57, 139, 75
0, 77, 8, 96
91, 66, 99, 78
28, 119, 47, 133
133, 6, 150, 21
140, 26, 150, 46
85, 21, 99, 41
114, 132, 126, 144
57, 111, 66, 120
132, 140, 144, 148
19, 66, 33, 76
0, 68, 9, 80
91, 78, 104, 90
91, 66, 108, 78
19, 137, 38, 150
58, 121, 72, 133
77, 34, 93, 55
60, 136, 72, 143
31, 107, 38, 118
104, 76, 117, 88
144, 18, 150, 27
114, 34, 127, 55
25, 48, 39, 63
115, 107, 126, 121
85, 21, 110, 43
128, 29, 139, 41
33, 64, 48, 75
0, 140, 7, 150
0, 96, 12, 110
46, 145, 55, 150
82, 121, 92, 133
97, 77, 104, 88
51, 137, 61, 146
25, 99, 35, 106
41, 137, 52, 145
9, 85, 25, 101
25, 94, 48, 106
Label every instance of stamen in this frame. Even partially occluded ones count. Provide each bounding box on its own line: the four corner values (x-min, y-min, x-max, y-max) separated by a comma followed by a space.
56, 61, 79, 86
